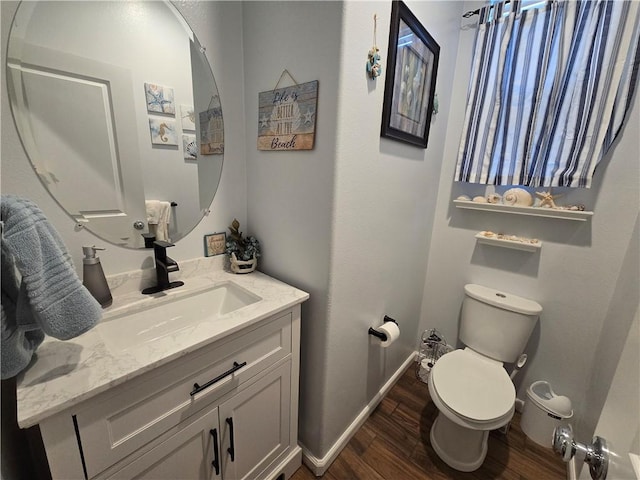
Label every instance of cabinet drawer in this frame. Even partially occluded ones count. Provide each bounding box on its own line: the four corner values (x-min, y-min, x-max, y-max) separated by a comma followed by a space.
75, 311, 292, 478
104, 360, 291, 480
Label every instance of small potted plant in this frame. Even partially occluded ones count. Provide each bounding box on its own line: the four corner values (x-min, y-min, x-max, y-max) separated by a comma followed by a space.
225, 219, 261, 274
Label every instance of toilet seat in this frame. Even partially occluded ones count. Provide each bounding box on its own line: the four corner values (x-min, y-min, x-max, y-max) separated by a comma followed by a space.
430, 349, 515, 425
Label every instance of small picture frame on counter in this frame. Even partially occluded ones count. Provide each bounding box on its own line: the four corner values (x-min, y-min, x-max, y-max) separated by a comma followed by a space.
204, 232, 226, 257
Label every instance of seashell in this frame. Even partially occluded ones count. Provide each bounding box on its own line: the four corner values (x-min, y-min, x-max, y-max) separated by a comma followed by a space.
486, 193, 502, 204
456, 195, 471, 201
503, 188, 533, 206
472, 196, 487, 203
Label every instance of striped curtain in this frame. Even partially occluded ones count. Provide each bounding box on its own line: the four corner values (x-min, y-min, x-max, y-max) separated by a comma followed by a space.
455, 0, 640, 188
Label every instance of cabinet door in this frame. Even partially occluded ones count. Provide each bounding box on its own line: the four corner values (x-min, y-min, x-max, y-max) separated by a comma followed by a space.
107, 407, 222, 480
219, 362, 291, 480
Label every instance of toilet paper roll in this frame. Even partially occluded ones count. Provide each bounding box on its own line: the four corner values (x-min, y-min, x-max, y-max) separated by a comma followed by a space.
378, 322, 400, 347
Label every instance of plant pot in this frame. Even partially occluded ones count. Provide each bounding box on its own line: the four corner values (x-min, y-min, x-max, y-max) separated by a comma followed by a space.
230, 252, 257, 274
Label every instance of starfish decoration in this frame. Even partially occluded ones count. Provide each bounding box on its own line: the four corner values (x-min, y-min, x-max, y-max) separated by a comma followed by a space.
536, 191, 562, 209
303, 108, 315, 125
147, 89, 172, 112
260, 114, 269, 128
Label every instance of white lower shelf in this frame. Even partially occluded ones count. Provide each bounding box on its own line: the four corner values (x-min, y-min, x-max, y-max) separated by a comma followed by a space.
475, 232, 542, 252
454, 199, 593, 221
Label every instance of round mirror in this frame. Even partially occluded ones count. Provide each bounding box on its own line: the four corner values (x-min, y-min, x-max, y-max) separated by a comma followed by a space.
6, 1, 224, 249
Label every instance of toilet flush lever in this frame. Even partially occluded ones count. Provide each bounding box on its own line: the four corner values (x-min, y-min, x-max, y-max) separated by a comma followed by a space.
553, 425, 608, 480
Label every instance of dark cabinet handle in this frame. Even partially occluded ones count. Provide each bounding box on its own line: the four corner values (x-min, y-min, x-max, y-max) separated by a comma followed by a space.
190, 361, 247, 396
226, 417, 235, 462
210, 428, 220, 475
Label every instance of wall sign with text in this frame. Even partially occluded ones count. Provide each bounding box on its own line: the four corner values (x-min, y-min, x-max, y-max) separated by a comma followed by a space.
257, 80, 318, 151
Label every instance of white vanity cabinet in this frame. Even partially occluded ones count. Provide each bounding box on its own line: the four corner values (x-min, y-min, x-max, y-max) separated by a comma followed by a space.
36, 306, 302, 480
109, 362, 291, 480
107, 405, 222, 480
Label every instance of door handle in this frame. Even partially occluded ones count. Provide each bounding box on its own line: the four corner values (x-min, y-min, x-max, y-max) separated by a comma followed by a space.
553, 425, 609, 480
226, 417, 235, 462
209, 428, 220, 475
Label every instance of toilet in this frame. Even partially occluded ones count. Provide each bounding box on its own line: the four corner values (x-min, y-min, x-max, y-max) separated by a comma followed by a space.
427, 284, 542, 472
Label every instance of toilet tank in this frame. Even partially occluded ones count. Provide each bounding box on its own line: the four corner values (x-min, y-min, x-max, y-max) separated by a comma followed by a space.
459, 284, 542, 362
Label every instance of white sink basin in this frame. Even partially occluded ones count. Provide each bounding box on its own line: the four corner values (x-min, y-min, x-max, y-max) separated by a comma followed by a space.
99, 282, 261, 351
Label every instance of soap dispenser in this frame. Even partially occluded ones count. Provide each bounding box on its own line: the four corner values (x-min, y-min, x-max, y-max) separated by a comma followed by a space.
82, 246, 113, 308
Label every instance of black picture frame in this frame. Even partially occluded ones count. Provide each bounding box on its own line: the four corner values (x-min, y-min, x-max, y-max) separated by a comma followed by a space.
381, 1, 440, 148
204, 232, 226, 257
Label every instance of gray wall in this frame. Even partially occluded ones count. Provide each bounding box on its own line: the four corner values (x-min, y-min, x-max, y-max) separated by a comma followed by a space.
242, 0, 463, 461
242, 1, 343, 459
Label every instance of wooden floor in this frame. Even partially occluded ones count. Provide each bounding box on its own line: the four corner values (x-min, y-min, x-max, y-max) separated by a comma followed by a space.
291, 365, 566, 480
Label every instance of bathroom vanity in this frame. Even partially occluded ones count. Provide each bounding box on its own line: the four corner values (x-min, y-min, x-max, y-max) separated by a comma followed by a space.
16, 263, 308, 480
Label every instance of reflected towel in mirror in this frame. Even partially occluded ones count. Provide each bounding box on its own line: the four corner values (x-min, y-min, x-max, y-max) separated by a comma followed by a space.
146, 200, 171, 242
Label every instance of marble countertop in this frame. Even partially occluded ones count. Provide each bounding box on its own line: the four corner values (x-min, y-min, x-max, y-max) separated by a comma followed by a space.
16, 264, 308, 428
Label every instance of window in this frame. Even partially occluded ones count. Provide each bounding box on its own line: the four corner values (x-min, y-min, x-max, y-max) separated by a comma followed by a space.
455, 0, 639, 188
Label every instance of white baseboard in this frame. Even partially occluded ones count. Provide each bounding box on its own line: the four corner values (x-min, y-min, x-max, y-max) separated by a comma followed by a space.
267, 446, 302, 480
300, 352, 417, 477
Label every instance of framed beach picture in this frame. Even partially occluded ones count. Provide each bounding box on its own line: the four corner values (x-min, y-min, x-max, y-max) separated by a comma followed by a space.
199, 106, 224, 155
381, 1, 440, 148
204, 232, 226, 257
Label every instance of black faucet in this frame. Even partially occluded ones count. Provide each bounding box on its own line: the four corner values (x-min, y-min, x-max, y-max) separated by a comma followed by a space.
142, 241, 185, 295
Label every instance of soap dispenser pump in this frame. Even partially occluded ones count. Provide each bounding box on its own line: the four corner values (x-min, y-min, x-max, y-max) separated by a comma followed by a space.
82, 246, 113, 308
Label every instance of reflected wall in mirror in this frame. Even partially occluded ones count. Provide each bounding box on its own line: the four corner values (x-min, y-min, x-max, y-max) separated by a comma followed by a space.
6, 1, 224, 248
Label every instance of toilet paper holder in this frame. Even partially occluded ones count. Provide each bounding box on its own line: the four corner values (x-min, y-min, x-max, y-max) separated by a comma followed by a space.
368, 315, 398, 341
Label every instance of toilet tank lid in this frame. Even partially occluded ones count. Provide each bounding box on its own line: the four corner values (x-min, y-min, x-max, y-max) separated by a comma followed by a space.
464, 284, 542, 315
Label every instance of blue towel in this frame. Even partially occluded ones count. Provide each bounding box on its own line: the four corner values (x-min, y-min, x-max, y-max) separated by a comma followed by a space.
1, 195, 102, 379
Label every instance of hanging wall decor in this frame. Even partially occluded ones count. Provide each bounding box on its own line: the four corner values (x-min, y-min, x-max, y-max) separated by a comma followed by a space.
199, 94, 224, 155
381, 1, 440, 148
257, 70, 318, 151
149, 117, 178, 146
145, 83, 175, 115
366, 14, 382, 79
182, 134, 197, 160
180, 104, 196, 130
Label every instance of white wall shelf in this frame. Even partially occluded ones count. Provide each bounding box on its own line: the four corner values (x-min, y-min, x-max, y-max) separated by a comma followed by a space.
454, 200, 593, 221
475, 232, 542, 252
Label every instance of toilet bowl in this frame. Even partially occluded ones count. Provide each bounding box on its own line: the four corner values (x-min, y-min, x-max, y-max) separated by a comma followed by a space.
427, 348, 515, 471
426, 284, 541, 472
